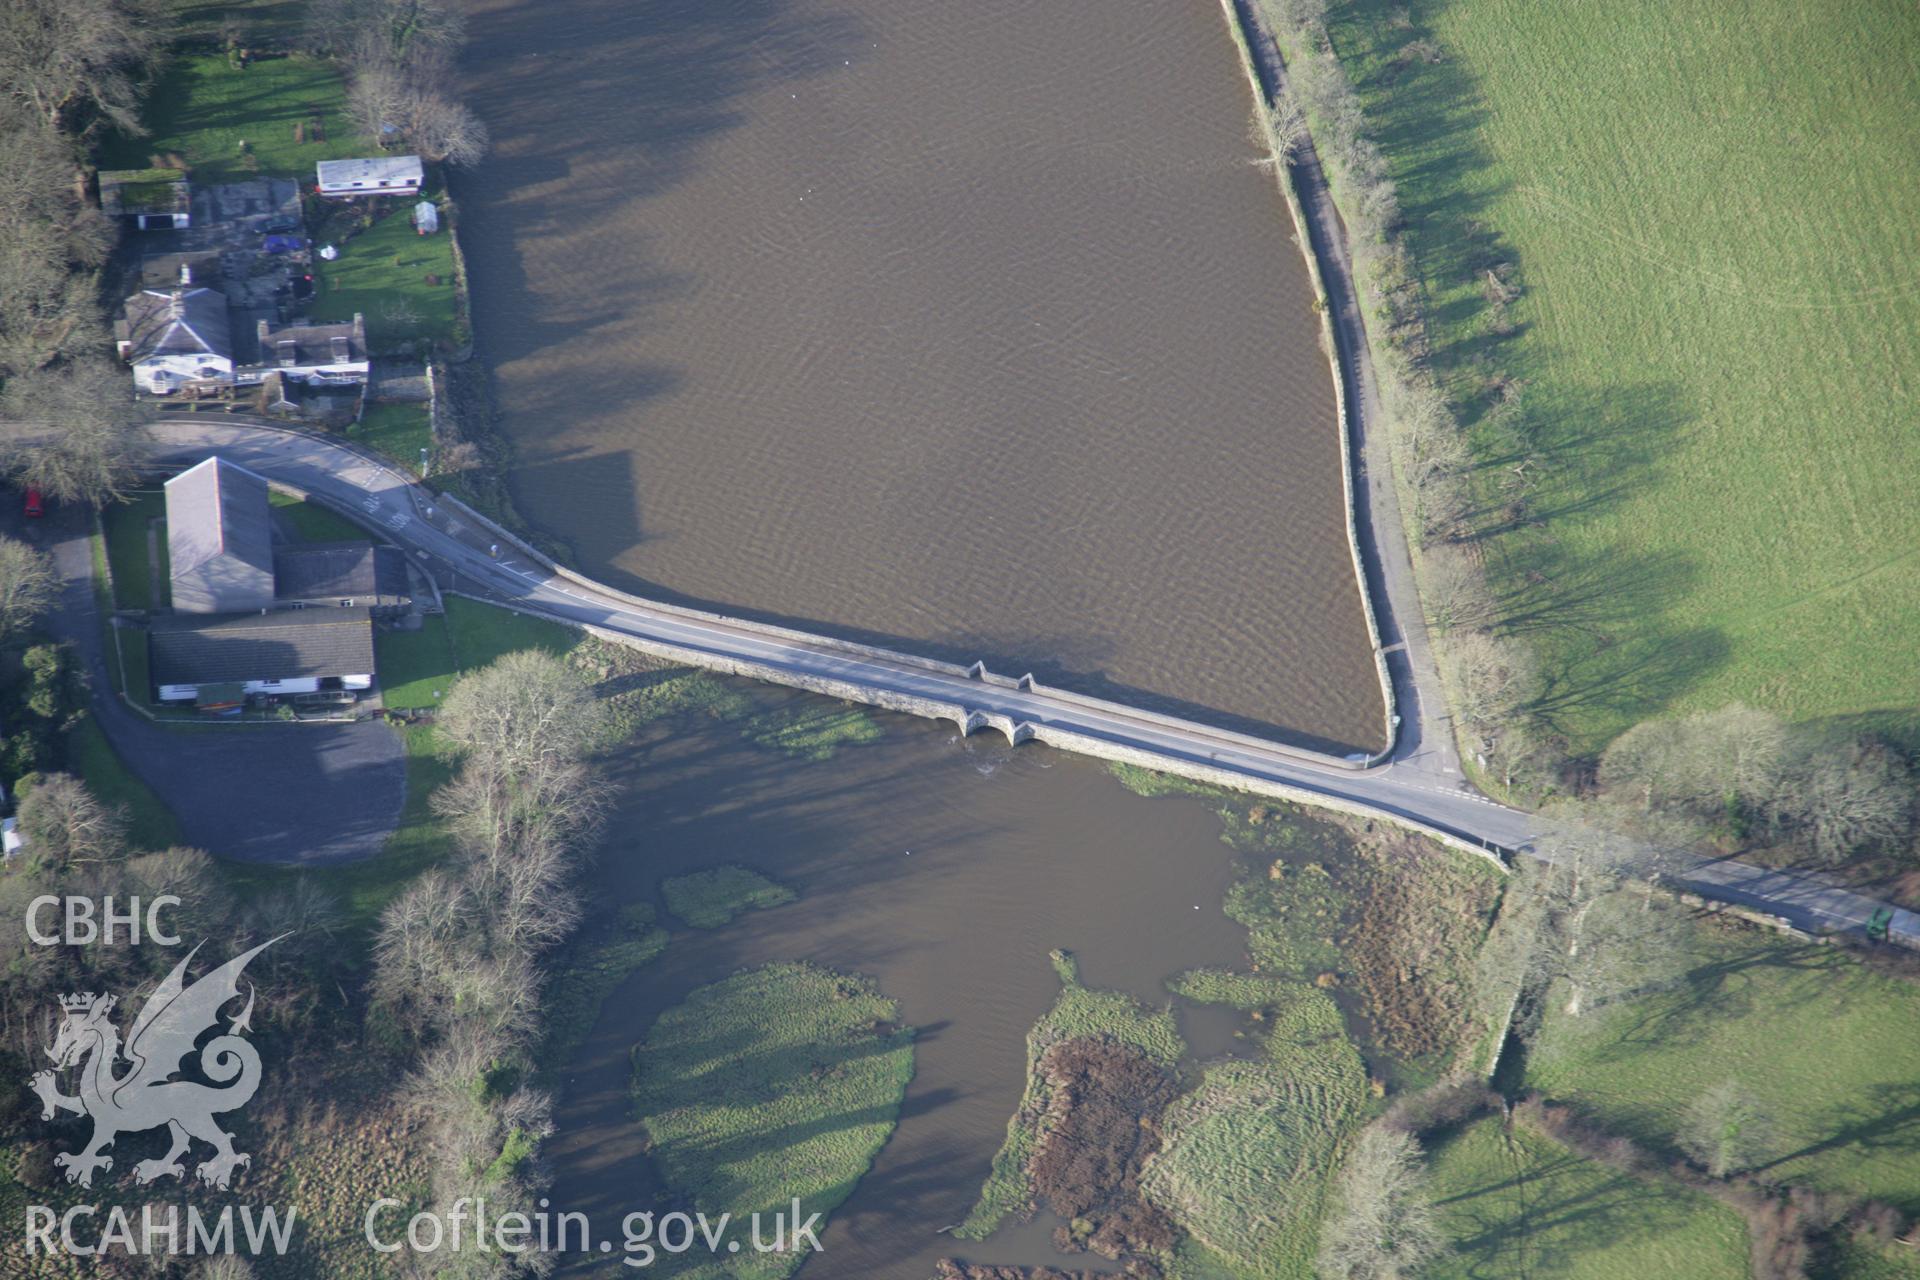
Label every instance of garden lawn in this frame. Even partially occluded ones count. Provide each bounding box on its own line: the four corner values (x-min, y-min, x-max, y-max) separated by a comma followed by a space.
1526, 934, 1920, 1214
376, 596, 576, 712
1325, 0, 1920, 749
97, 53, 360, 182
1425, 1117, 1750, 1280
630, 962, 915, 1279
101, 491, 168, 611
310, 203, 459, 352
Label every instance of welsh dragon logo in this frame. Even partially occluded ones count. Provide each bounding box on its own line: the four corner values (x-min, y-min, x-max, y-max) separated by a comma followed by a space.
27, 939, 279, 1190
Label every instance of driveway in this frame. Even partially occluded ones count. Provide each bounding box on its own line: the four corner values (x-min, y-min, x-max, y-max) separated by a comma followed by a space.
22, 502, 404, 867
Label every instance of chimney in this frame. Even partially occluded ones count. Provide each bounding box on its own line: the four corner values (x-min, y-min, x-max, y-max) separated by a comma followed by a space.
179, 262, 192, 285
276, 339, 297, 368
257, 319, 271, 346
329, 335, 350, 365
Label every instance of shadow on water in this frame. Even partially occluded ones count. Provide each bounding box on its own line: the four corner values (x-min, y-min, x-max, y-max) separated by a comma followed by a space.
545, 699, 1261, 1278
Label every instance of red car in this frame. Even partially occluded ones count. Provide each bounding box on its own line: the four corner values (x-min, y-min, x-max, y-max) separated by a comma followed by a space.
23, 488, 44, 518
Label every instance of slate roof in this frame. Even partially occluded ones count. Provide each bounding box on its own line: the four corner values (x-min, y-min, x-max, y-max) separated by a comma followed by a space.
165, 457, 276, 613
256, 313, 368, 368
274, 542, 409, 603
120, 287, 232, 363
148, 608, 376, 688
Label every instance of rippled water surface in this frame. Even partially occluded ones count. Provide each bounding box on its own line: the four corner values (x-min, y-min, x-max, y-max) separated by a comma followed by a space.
457, 0, 1386, 752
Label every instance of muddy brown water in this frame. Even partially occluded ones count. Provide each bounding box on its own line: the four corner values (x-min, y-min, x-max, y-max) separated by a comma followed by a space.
456, 0, 1386, 754
545, 701, 1355, 1277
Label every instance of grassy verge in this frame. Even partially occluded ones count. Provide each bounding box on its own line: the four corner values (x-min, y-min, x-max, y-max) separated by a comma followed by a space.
958, 950, 1183, 1239
1525, 932, 1920, 1214
97, 52, 359, 181
630, 962, 915, 1279
352, 402, 434, 475
63, 719, 184, 852
1424, 1117, 1750, 1280
660, 866, 796, 930
1319, 0, 1920, 750
309, 199, 459, 352
1148, 984, 1366, 1279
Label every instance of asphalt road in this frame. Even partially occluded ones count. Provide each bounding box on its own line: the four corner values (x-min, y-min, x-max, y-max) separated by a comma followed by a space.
132, 416, 1918, 947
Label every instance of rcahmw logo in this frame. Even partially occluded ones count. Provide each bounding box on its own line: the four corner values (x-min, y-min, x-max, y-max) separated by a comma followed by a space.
21, 932, 298, 1257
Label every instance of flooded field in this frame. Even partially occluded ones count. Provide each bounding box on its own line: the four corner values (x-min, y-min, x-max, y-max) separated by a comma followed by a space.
456, 0, 1386, 753
549, 700, 1312, 1277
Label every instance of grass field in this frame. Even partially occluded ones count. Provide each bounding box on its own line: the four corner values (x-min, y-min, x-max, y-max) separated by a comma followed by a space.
660, 865, 797, 929
97, 53, 360, 182
267, 488, 365, 543
959, 950, 1184, 1239
309, 201, 460, 352
1325, 0, 1920, 750
629, 962, 915, 1279
1525, 932, 1920, 1214
1425, 1117, 1750, 1280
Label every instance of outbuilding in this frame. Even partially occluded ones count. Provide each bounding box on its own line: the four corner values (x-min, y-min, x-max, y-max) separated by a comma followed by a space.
315, 155, 424, 199
412, 200, 440, 234
99, 169, 191, 230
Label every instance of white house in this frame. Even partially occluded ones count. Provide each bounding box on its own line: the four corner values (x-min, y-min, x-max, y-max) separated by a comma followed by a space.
115, 287, 233, 394
244, 313, 371, 385
315, 155, 423, 199
2, 817, 23, 862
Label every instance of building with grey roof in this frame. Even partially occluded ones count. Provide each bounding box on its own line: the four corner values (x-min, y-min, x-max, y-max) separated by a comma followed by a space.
99, 169, 191, 230
249, 313, 370, 385
148, 608, 375, 705
165, 457, 276, 614
116, 287, 234, 394
274, 542, 412, 613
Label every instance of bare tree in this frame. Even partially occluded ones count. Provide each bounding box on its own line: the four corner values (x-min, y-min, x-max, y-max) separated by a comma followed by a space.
0, 536, 56, 643
1439, 629, 1535, 735
1317, 1125, 1448, 1280
1774, 740, 1913, 865
307, 0, 465, 77
400, 89, 487, 167
437, 649, 610, 784
0, 358, 140, 505
16, 772, 126, 865
0, 0, 162, 138
1679, 1080, 1774, 1178
1422, 545, 1497, 635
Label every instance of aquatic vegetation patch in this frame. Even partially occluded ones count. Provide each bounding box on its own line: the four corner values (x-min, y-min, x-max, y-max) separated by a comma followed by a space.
660, 866, 797, 930
958, 951, 1183, 1240
630, 963, 914, 1279
539, 902, 670, 1074
1143, 986, 1367, 1279
740, 702, 883, 761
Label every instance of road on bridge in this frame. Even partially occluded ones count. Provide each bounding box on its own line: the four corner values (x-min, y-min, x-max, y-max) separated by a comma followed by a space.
129, 416, 1917, 949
